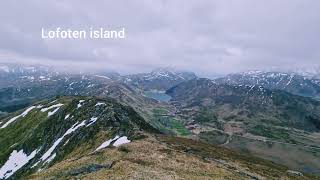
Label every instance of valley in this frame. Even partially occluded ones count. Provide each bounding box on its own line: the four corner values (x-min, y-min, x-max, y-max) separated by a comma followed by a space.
0, 64, 320, 179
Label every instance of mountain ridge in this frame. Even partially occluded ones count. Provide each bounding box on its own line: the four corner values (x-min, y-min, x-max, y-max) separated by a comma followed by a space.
214, 71, 320, 100
0, 96, 159, 179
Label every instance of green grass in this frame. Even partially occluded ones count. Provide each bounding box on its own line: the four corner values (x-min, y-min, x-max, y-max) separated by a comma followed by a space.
169, 119, 191, 136
152, 108, 191, 136
152, 108, 169, 115
194, 108, 217, 123
249, 125, 296, 143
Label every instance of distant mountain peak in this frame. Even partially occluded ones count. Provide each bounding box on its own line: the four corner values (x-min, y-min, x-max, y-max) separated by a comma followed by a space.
124, 69, 197, 91
215, 70, 320, 100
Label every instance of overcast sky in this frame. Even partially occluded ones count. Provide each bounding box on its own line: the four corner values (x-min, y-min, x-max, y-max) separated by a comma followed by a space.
0, 0, 319, 76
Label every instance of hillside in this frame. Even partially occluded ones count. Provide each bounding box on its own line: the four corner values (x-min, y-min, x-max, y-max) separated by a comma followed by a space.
166, 78, 320, 174
28, 135, 317, 180
0, 96, 157, 179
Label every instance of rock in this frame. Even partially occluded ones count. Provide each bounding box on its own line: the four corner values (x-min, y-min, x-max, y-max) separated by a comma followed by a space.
287, 170, 303, 176
67, 162, 114, 176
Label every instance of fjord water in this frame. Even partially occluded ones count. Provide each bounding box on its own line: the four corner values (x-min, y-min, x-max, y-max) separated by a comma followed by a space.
144, 90, 172, 102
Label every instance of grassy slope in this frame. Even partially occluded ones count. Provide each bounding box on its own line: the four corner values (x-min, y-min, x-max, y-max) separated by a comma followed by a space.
28, 135, 318, 180
0, 96, 158, 178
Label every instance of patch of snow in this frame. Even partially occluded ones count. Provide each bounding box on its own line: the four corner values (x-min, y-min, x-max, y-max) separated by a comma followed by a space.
1, 106, 36, 129
31, 161, 40, 168
113, 136, 131, 147
44, 153, 56, 164
41, 103, 63, 112
69, 82, 75, 86
243, 70, 263, 76
86, 117, 98, 127
77, 100, 85, 109
0, 149, 38, 179
40, 120, 86, 161
47, 107, 60, 117
276, 76, 284, 85
9, 143, 17, 148
247, 85, 255, 94
94, 75, 110, 79
95, 102, 106, 106
87, 84, 94, 88
95, 136, 120, 151
64, 114, 70, 120
287, 170, 303, 176
286, 75, 294, 86
36, 105, 43, 109
49, 100, 57, 104
63, 139, 70, 146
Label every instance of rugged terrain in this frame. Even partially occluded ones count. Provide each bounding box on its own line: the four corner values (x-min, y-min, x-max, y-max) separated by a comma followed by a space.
166, 78, 320, 174
0, 96, 157, 179
0, 65, 191, 137
0, 97, 316, 179
1, 64, 320, 179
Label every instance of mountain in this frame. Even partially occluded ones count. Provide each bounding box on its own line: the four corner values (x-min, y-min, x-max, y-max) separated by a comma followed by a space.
1, 64, 320, 177
215, 71, 320, 100
0, 69, 189, 138
0, 96, 316, 179
0, 64, 60, 89
166, 78, 320, 174
0, 96, 158, 179
0, 65, 195, 115
0, 74, 116, 113
0, 72, 149, 111
293, 66, 320, 79
0, 64, 53, 75
0, 64, 193, 137
123, 68, 197, 91
0, 73, 170, 131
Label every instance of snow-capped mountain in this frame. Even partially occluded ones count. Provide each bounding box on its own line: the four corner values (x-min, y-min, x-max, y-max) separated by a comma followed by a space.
292, 66, 320, 79
0, 64, 196, 92
215, 71, 320, 100
0, 64, 61, 88
123, 68, 197, 91
0, 64, 56, 76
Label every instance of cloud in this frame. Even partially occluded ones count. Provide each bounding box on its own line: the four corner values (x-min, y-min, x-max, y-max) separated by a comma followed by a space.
0, 0, 319, 75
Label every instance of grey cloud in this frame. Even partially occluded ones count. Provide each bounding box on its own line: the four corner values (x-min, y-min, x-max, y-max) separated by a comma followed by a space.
0, 0, 319, 76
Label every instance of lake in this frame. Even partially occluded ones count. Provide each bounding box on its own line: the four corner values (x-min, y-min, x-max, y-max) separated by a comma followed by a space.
144, 90, 172, 102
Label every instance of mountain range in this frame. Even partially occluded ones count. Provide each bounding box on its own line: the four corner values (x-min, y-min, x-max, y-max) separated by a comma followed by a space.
215, 71, 320, 100
0, 96, 316, 179
0, 63, 320, 179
